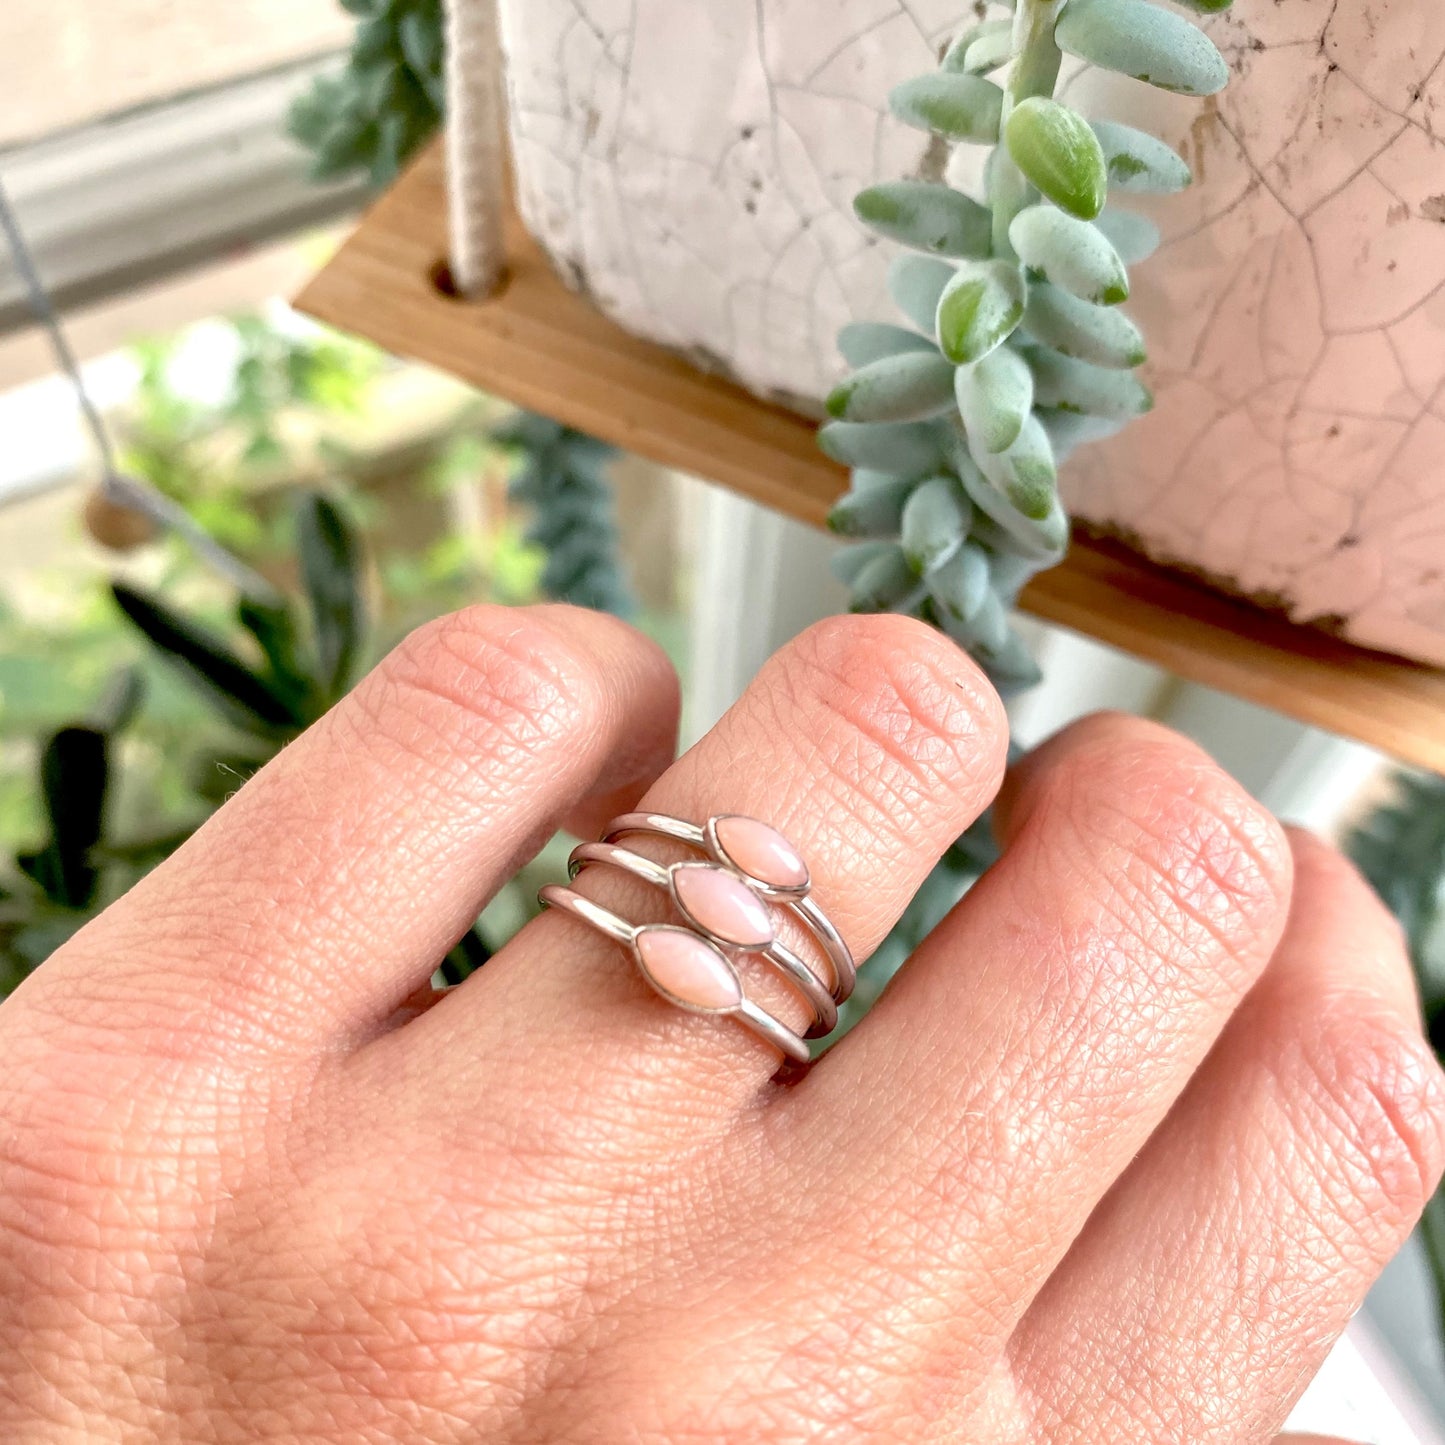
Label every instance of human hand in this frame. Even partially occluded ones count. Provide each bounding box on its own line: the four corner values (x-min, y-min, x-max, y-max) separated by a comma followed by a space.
1, 606, 1438, 1443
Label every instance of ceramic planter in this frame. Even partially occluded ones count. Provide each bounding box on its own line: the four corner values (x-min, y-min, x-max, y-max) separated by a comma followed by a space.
492, 0, 1445, 666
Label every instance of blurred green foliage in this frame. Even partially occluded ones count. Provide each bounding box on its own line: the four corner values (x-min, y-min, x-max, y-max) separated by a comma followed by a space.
289, 0, 445, 187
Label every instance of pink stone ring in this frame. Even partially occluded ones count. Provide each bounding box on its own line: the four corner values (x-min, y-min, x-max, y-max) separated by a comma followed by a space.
537, 813, 855, 1073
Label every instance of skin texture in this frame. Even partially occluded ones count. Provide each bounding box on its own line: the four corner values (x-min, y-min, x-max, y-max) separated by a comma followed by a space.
0, 604, 1437, 1444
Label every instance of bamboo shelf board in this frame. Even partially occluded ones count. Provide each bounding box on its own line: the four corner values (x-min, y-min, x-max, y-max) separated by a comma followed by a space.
296, 141, 1445, 773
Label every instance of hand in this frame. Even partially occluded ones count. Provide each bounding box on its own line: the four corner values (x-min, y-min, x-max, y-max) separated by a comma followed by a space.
2, 606, 1439, 1444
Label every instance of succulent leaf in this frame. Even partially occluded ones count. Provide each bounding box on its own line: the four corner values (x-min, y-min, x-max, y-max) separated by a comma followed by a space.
849, 546, 923, 612
1037, 407, 1128, 459
962, 27, 1014, 75
1055, 0, 1230, 98
956, 346, 1035, 455
826, 352, 959, 423
837, 321, 940, 368
831, 540, 896, 587
1092, 207, 1162, 264
888, 254, 959, 336
1009, 205, 1129, 305
889, 73, 1005, 143
901, 475, 972, 572
818, 419, 949, 475
975, 413, 1059, 521
854, 181, 993, 258
1027, 345, 1153, 419
952, 438, 1070, 562
1022, 282, 1146, 369
936, 260, 1027, 365
926, 541, 992, 622
1090, 120, 1192, 193
942, 17, 1014, 73
1004, 97, 1109, 221
826, 475, 917, 537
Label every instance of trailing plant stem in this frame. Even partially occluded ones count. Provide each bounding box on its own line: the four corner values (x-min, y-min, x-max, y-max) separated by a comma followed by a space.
992, 0, 1068, 257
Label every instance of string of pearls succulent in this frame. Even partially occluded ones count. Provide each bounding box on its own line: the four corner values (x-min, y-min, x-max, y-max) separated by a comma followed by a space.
499, 412, 638, 619
823, 0, 1232, 694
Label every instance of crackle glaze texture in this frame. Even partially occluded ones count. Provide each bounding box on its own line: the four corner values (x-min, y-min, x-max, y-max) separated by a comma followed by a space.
494, 0, 1445, 665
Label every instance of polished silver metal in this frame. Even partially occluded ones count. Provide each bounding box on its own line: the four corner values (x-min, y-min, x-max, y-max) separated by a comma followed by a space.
566, 840, 839, 1036
602, 812, 857, 1000
537, 883, 812, 1067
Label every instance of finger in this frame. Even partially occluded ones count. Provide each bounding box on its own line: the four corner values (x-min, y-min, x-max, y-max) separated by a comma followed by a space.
1011, 831, 1445, 1444
394, 613, 1010, 1117
797, 713, 1293, 1376
27, 605, 679, 1053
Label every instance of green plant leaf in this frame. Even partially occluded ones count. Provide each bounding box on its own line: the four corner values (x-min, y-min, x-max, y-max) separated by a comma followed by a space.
1004, 97, 1108, 221
826, 475, 917, 537
827, 352, 960, 424
936, 260, 1026, 365
974, 414, 1058, 520
837, 322, 940, 368
941, 17, 1013, 73
1009, 205, 1129, 305
901, 475, 971, 573
925, 542, 991, 623
1175, 0, 1233, 11
952, 435, 1070, 562
935, 585, 1010, 655
887, 254, 958, 336
1093, 207, 1162, 264
818, 420, 949, 475
1090, 120, 1192, 193
831, 540, 899, 588
889, 73, 1005, 144
112, 584, 303, 734
961, 26, 1014, 75
955, 345, 1035, 455
1027, 345, 1154, 418
1022, 282, 1146, 369
297, 492, 366, 703
854, 181, 993, 258
1055, 0, 1229, 97
21, 727, 109, 910
848, 546, 923, 613
1036, 406, 1128, 459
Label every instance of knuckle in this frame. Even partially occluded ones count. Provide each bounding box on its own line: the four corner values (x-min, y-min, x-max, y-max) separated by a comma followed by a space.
1296, 1014, 1445, 1234
780, 614, 1007, 816
1029, 719, 1292, 988
356, 605, 603, 773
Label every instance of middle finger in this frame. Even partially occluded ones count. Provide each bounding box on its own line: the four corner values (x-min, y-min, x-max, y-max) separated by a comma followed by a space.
801, 713, 1293, 1373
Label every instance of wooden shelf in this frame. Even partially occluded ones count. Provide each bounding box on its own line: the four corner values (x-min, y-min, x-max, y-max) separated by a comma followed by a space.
296, 140, 1445, 773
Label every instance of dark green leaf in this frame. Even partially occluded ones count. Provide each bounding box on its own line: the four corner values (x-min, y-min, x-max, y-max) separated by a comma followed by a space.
297, 492, 366, 703
113, 584, 303, 734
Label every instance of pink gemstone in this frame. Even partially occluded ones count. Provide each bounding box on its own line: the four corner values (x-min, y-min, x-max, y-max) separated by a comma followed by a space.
672, 864, 774, 948
713, 815, 809, 891
635, 927, 742, 1012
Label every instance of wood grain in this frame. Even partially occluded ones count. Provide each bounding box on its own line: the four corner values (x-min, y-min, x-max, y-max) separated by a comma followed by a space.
296, 140, 1445, 773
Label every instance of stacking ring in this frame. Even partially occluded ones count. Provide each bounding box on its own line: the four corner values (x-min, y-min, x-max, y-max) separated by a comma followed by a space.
539, 812, 854, 1074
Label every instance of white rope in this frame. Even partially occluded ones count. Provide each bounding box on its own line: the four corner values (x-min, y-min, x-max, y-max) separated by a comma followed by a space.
443, 0, 508, 297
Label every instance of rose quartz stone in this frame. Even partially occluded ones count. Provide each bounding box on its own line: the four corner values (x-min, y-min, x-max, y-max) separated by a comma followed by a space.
714, 815, 809, 891
635, 927, 741, 1012
672, 863, 773, 948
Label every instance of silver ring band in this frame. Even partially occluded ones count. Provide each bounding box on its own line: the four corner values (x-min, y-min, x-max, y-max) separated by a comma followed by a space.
602, 812, 857, 1000
537, 883, 812, 1066
567, 841, 839, 1036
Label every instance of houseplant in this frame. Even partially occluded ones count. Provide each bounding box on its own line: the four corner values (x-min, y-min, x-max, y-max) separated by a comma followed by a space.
488, 0, 1445, 668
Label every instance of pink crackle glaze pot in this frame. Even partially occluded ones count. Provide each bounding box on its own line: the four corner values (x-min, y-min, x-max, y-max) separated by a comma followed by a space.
492, 0, 1445, 665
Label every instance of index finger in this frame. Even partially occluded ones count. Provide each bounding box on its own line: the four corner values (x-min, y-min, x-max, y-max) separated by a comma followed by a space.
20, 604, 679, 1054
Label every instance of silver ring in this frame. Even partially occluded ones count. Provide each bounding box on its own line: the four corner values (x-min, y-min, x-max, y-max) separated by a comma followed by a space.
536, 885, 812, 1067
538, 813, 853, 1075
566, 841, 839, 1036
602, 813, 857, 999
